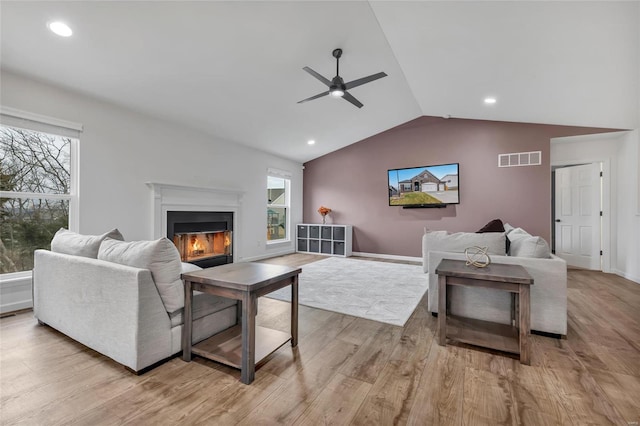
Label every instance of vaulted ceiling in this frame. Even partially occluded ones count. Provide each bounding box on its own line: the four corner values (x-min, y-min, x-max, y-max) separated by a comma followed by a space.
1, 1, 638, 163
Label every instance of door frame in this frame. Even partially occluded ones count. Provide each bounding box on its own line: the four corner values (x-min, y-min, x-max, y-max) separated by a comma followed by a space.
551, 158, 610, 273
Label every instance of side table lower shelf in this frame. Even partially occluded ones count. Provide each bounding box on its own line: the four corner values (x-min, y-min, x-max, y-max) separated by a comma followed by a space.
446, 315, 520, 355
192, 325, 291, 369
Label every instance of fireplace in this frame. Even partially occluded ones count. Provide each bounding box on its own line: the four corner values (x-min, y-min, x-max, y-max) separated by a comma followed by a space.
167, 211, 233, 268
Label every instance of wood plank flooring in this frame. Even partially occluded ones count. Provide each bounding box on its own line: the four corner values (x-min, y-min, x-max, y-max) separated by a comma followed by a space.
1, 254, 639, 425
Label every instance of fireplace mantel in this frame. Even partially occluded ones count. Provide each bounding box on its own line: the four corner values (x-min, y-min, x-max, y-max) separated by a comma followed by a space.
146, 182, 244, 240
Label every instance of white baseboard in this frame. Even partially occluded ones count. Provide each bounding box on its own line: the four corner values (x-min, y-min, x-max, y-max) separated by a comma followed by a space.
611, 268, 640, 284
1, 274, 33, 314
242, 248, 296, 263
353, 251, 422, 263
1, 300, 33, 314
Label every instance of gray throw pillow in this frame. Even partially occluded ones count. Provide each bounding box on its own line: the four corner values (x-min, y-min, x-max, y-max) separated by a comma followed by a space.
506, 227, 531, 240
508, 228, 551, 258
50, 228, 124, 258
98, 237, 184, 313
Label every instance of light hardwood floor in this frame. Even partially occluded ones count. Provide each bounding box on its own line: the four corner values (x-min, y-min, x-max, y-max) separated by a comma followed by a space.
1, 254, 639, 425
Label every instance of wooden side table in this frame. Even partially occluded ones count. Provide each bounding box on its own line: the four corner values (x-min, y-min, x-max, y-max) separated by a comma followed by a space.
182, 262, 301, 384
435, 259, 534, 365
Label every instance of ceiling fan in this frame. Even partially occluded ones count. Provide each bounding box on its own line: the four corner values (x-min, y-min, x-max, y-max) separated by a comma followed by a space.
298, 48, 387, 109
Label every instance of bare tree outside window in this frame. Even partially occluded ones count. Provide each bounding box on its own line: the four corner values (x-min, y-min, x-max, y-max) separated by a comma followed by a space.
0, 126, 72, 273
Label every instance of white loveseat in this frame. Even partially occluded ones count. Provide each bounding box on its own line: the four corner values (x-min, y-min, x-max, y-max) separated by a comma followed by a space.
423, 226, 567, 336
33, 229, 238, 372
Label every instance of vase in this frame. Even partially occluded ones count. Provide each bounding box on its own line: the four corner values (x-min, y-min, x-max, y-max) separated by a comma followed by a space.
322, 215, 326, 224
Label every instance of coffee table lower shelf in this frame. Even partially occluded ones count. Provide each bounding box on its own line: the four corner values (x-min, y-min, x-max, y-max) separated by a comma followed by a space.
192, 325, 291, 369
446, 315, 520, 355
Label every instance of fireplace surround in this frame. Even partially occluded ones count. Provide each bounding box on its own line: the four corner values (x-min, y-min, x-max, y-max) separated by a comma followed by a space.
147, 182, 244, 266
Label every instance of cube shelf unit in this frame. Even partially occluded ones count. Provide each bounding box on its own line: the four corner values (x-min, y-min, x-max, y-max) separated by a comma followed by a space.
296, 224, 353, 257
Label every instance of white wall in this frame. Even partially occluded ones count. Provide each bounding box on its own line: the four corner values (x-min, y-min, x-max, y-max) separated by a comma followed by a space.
0, 70, 303, 312
551, 131, 640, 283
614, 130, 640, 282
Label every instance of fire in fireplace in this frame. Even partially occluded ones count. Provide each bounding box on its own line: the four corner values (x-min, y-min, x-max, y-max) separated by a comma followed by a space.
173, 230, 231, 263
166, 211, 233, 268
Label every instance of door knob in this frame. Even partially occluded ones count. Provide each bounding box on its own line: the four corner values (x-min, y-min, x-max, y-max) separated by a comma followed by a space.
555, 219, 561, 222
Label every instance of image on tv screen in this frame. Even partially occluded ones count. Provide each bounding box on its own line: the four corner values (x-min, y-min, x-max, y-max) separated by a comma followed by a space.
388, 163, 459, 206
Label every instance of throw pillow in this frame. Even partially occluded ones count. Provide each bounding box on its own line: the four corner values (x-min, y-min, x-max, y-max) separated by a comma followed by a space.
509, 235, 551, 258
507, 227, 531, 240
51, 228, 124, 258
98, 237, 184, 313
503, 223, 515, 234
476, 219, 505, 233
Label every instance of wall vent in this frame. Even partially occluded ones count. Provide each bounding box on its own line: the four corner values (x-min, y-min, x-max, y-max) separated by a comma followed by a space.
498, 151, 542, 167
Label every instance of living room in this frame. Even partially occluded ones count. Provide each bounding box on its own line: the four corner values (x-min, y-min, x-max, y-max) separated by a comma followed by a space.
1, 1, 639, 424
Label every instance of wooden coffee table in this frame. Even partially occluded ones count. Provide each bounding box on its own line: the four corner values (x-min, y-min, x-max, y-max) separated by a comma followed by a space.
182, 262, 301, 384
435, 259, 534, 364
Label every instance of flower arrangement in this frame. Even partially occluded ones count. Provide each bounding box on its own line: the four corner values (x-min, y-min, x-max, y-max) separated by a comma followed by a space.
317, 206, 332, 224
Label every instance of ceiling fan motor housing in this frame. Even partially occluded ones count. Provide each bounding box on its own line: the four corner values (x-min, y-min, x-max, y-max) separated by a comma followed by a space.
331, 76, 346, 91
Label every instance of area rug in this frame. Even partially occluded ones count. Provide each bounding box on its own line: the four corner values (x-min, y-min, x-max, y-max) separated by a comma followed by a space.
266, 257, 428, 326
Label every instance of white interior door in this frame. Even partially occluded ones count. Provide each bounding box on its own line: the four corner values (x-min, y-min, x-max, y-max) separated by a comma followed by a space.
554, 163, 602, 269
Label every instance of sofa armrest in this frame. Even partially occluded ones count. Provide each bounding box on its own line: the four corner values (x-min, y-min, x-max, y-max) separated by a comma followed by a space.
33, 250, 172, 371
427, 250, 567, 335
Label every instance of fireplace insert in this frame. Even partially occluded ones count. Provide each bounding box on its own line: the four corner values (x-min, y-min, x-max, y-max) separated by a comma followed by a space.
167, 211, 233, 268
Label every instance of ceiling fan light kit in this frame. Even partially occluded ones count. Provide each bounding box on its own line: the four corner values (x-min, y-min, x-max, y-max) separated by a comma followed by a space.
298, 48, 387, 108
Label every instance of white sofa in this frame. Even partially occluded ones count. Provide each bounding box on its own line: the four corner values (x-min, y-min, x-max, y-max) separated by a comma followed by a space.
423, 227, 567, 336
33, 229, 238, 372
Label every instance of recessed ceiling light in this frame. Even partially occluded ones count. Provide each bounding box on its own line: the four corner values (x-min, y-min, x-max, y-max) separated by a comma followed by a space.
484, 97, 497, 105
307, 140, 315, 145
48, 21, 73, 37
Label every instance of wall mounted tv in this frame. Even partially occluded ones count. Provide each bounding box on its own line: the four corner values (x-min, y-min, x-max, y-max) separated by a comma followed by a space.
388, 163, 459, 208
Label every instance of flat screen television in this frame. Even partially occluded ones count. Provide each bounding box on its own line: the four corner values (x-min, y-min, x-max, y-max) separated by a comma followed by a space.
388, 163, 459, 207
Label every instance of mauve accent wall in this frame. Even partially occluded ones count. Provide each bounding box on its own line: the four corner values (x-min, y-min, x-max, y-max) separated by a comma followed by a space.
303, 116, 617, 258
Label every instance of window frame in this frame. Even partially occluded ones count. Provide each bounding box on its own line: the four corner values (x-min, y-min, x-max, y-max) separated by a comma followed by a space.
0, 108, 80, 278
266, 169, 291, 245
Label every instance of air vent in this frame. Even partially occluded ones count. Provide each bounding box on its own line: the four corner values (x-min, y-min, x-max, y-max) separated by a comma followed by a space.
498, 151, 542, 168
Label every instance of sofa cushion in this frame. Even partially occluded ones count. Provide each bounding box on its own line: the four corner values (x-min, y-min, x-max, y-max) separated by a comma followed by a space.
51, 228, 124, 258
508, 228, 551, 258
476, 219, 505, 233
422, 230, 448, 272
423, 230, 506, 272
98, 238, 184, 313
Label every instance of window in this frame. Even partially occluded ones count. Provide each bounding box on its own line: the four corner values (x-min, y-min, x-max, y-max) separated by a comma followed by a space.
267, 170, 290, 243
0, 118, 78, 274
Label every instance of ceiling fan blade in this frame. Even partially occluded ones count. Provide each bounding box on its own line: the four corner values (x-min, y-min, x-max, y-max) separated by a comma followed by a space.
344, 72, 388, 90
297, 90, 330, 104
303, 66, 332, 87
342, 91, 363, 108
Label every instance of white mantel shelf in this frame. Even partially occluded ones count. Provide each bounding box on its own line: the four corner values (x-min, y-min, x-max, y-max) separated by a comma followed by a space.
146, 182, 245, 197
146, 182, 244, 241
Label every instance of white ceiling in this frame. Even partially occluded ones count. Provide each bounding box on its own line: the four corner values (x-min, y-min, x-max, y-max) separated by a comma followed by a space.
1, 1, 638, 163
